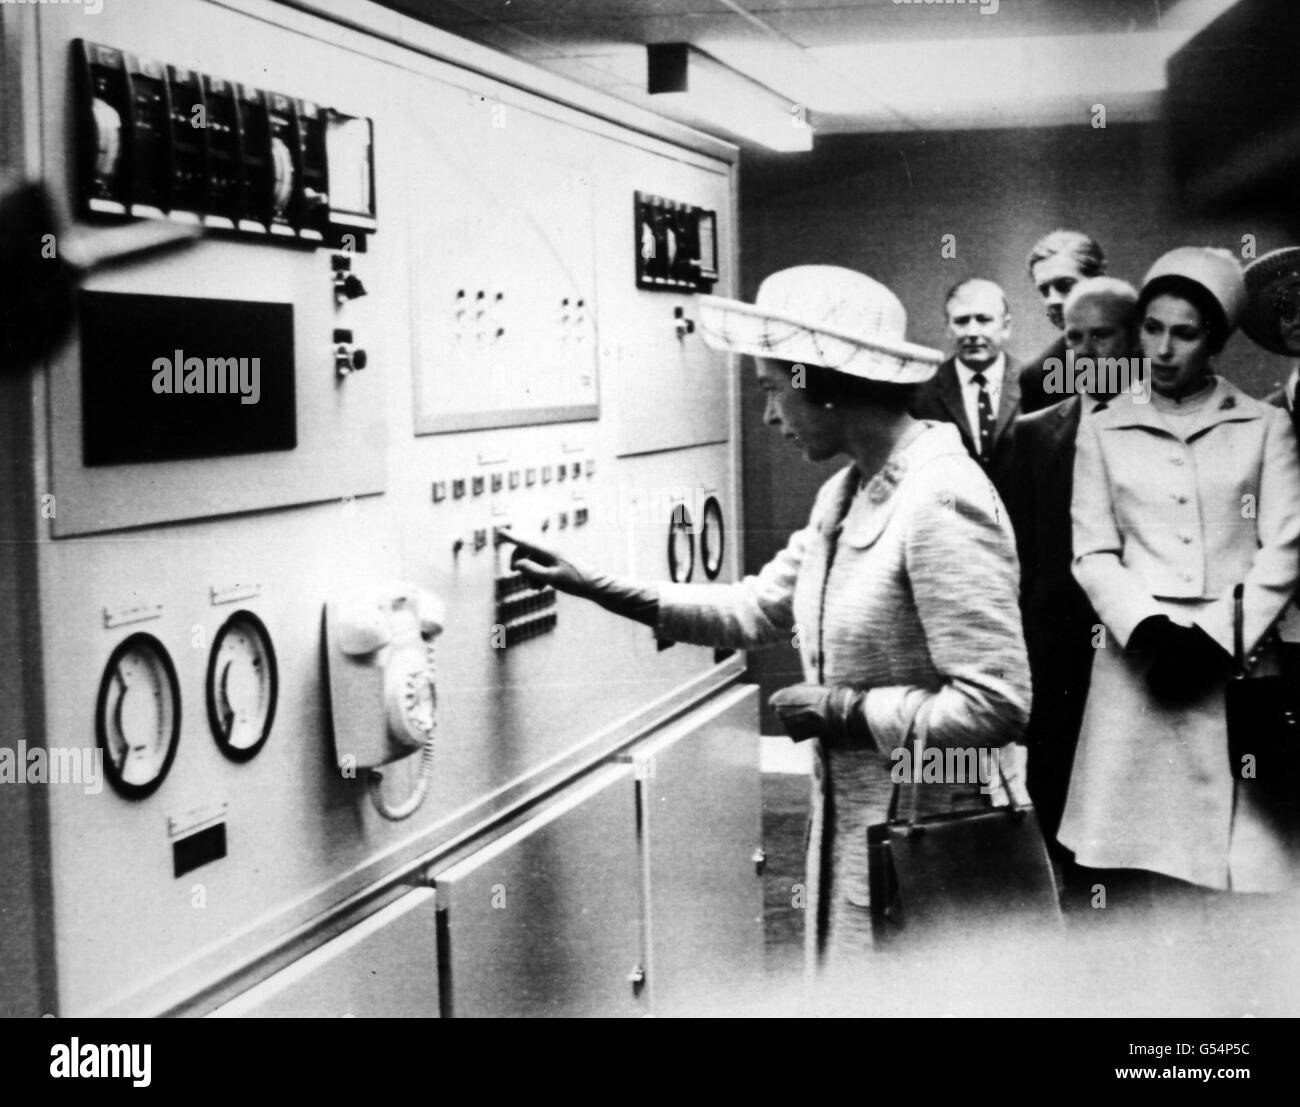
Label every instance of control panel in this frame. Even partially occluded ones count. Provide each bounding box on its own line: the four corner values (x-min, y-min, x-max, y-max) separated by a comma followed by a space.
3, 0, 740, 1018
635, 191, 718, 292
74, 39, 375, 246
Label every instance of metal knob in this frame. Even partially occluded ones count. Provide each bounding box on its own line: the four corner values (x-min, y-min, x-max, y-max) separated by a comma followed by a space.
673, 305, 695, 338
751, 847, 767, 876
627, 964, 646, 995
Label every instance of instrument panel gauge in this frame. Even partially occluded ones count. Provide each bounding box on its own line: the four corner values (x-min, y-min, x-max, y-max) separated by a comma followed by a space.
701, 495, 725, 580
96, 633, 181, 799
668, 503, 695, 583
207, 610, 279, 761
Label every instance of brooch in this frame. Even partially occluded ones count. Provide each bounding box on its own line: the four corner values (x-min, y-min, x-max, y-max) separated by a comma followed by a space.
864, 456, 907, 505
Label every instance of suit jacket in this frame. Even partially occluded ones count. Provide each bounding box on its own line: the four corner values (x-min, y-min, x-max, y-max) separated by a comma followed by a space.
1017, 335, 1067, 416
656, 422, 1030, 966
1008, 395, 1097, 703
1072, 376, 1300, 655
911, 354, 1021, 507
1006, 397, 1097, 838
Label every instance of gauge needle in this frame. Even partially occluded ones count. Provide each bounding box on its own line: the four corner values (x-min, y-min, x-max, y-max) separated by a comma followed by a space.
110, 668, 129, 770
219, 661, 236, 737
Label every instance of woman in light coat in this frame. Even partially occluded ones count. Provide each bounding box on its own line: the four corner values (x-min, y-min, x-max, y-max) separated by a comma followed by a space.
1062, 247, 1300, 898
504, 266, 1031, 969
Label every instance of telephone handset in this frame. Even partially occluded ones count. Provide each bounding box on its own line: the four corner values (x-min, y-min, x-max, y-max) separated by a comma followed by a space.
324, 583, 446, 821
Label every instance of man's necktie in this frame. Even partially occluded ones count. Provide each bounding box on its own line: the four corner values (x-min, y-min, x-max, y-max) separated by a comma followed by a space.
971, 370, 996, 465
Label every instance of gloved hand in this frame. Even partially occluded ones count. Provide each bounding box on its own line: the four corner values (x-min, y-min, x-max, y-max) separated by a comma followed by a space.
768, 683, 872, 747
1145, 622, 1235, 703
499, 529, 659, 628
1126, 614, 1182, 656
982, 741, 1032, 807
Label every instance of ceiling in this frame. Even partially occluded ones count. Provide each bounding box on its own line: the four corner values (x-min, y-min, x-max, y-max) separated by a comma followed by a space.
377, 0, 1241, 142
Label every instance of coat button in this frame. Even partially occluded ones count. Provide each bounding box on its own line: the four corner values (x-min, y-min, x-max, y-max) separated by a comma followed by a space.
1176, 495, 1189, 504
1170, 456, 1185, 466
1180, 534, 1192, 544
1181, 571, 1193, 581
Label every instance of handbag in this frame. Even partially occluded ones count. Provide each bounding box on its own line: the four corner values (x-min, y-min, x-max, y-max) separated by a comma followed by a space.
867, 723, 1061, 949
1224, 583, 1300, 801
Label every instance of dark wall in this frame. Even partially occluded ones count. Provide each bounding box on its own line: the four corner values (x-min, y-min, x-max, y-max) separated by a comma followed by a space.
738, 120, 1297, 732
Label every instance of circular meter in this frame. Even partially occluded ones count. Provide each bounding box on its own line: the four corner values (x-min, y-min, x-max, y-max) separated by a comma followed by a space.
667, 503, 695, 583
207, 611, 279, 761
700, 495, 725, 580
96, 633, 181, 799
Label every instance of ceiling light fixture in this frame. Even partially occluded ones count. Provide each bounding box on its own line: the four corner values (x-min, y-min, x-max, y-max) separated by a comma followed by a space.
647, 43, 813, 153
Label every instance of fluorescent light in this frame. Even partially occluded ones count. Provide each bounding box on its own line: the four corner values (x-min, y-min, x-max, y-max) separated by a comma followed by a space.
647, 43, 813, 153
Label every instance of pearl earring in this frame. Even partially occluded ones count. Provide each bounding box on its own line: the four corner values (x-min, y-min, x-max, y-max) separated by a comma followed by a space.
823, 402, 835, 410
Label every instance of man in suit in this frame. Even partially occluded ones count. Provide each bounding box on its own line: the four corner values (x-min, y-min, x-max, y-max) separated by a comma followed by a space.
912, 277, 1019, 504
1007, 276, 1138, 863
1019, 229, 1107, 415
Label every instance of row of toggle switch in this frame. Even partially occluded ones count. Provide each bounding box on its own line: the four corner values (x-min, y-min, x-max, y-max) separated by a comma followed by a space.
432, 459, 595, 503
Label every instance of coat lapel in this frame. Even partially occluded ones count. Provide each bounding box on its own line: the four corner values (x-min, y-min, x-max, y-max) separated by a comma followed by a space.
934, 361, 975, 450
992, 355, 1021, 446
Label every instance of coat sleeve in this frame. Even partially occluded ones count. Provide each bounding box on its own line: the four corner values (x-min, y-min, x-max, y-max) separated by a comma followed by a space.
862, 469, 1031, 752
654, 523, 808, 651
1070, 412, 1165, 647
1194, 407, 1300, 656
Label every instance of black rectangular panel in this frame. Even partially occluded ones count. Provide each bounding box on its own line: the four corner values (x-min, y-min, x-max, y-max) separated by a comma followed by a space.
173, 823, 227, 878
80, 292, 296, 466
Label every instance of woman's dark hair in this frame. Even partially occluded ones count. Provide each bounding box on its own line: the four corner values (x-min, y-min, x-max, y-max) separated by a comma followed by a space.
1138, 275, 1231, 353
791, 362, 919, 413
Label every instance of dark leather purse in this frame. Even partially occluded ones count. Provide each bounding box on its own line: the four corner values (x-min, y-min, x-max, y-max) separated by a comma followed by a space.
867, 730, 1062, 949
1225, 583, 1300, 803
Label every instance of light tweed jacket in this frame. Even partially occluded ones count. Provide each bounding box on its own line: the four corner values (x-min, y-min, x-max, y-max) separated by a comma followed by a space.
656, 420, 1030, 964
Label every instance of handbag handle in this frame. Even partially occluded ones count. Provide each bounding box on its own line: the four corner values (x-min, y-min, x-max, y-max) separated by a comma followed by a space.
1233, 582, 1245, 670
886, 701, 1020, 827
1232, 580, 1293, 675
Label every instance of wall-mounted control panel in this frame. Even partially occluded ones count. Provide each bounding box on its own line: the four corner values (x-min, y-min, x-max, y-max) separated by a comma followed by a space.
634, 191, 718, 292
4, 0, 739, 1019
74, 39, 376, 245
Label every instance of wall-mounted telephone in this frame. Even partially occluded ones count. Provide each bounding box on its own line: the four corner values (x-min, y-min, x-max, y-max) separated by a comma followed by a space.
323, 584, 445, 821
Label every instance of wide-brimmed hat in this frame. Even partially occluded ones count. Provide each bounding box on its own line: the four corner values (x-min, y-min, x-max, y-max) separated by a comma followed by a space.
1241, 246, 1300, 355
1140, 247, 1247, 329
697, 265, 942, 383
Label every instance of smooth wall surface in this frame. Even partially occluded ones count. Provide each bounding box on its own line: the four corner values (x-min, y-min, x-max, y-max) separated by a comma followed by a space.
739, 120, 1296, 731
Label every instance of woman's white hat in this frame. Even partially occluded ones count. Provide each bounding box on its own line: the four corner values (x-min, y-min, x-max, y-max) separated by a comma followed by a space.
1140, 246, 1247, 329
1241, 246, 1300, 355
697, 265, 942, 383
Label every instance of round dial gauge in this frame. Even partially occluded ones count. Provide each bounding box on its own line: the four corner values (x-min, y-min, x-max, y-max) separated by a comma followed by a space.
668, 503, 695, 583
207, 610, 278, 761
96, 633, 181, 799
700, 495, 725, 580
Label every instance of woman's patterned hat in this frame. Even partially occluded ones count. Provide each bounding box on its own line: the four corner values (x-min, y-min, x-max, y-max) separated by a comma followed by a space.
697, 265, 942, 383
1242, 246, 1300, 356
